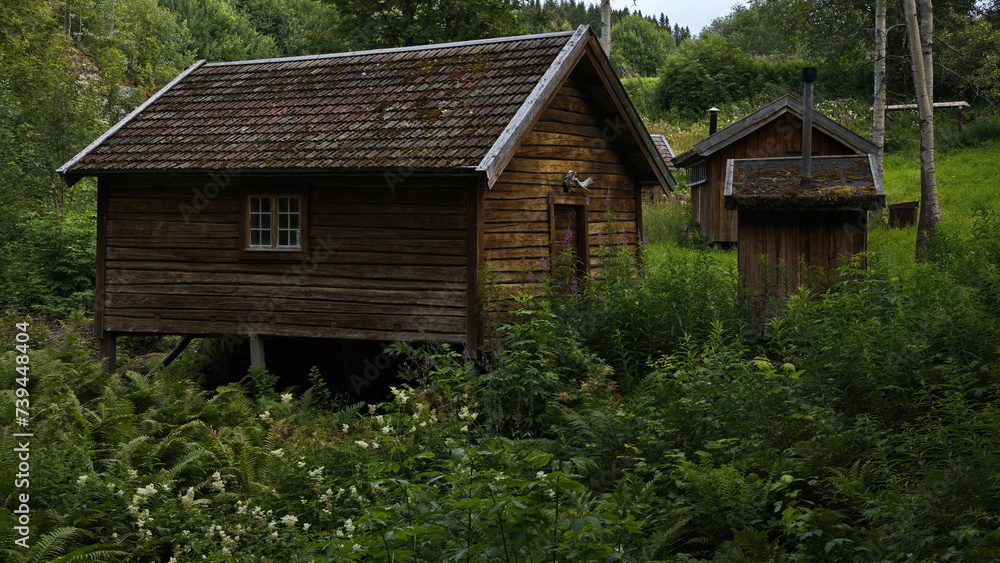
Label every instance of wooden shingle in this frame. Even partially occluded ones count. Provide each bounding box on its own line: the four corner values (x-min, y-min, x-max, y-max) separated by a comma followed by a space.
61, 32, 579, 179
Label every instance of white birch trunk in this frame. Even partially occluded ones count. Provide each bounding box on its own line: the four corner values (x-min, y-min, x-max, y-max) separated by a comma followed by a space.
904, 0, 940, 257
873, 0, 887, 176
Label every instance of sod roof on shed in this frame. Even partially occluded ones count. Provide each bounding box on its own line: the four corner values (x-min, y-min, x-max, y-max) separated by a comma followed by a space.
724, 155, 885, 211
60, 29, 582, 177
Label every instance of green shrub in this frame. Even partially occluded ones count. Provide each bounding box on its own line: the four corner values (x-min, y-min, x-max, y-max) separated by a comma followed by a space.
0, 210, 96, 317
771, 252, 1000, 423
654, 33, 810, 119
556, 230, 741, 386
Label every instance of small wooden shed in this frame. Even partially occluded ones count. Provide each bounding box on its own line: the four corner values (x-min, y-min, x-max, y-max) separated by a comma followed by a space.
58, 26, 674, 366
674, 96, 878, 245
724, 155, 884, 303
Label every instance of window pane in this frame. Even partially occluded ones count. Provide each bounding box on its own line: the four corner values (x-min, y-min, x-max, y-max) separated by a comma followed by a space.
249, 195, 300, 250
275, 196, 301, 249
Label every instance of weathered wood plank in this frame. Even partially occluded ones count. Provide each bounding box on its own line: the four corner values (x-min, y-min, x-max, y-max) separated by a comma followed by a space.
106, 262, 467, 283
105, 269, 467, 291
103, 315, 467, 342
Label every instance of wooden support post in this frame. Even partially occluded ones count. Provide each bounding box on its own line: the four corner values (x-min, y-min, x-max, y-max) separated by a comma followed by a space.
249, 334, 266, 368
100, 332, 117, 374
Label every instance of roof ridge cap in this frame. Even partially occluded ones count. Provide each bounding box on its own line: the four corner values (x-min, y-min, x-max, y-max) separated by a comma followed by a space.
204, 29, 580, 67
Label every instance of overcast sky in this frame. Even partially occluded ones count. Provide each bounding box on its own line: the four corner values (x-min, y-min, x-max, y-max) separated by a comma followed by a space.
596, 0, 746, 35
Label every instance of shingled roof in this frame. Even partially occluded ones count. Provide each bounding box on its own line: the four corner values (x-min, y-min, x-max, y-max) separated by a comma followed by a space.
673, 95, 878, 168
59, 26, 673, 190
650, 134, 676, 171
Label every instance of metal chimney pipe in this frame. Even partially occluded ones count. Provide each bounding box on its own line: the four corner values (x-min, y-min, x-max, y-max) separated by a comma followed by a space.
801, 67, 817, 185
708, 107, 720, 135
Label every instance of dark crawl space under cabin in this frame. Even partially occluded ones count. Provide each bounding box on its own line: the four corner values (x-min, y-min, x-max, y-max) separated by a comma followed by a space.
58, 26, 675, 387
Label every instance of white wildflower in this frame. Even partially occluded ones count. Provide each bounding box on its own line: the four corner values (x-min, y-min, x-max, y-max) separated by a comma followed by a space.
210, 471, 226, 493
354, 439, 369, 449
180, 487, 196, 508
303, 522, 311, 531
342, 424, 350, 432
460, 425, 469, 432
270, 448, 284, 458
136, 484, 158, 497
259, 410, 272, 422
280, 514, 298, 528
308, 466, 325, 488
536, 471, 547, 479
381, 425, 393, 434
280, 393, 294, 406
127, 469, 139, 480
76, 475, 88, 487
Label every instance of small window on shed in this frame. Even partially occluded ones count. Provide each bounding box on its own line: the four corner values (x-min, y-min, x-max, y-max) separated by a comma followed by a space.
687, 161, 707, 187
244, 194, 305, 252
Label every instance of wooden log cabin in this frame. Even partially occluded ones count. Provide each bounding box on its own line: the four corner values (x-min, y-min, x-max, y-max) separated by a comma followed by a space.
673, 96, 878, 246
58, 26, 674, 371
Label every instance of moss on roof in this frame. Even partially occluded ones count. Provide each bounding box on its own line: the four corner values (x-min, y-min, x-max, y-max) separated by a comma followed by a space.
725, 156, 884, 211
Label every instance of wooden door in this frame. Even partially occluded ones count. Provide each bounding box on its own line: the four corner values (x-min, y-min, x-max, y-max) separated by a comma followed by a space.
550, 201, 589, 276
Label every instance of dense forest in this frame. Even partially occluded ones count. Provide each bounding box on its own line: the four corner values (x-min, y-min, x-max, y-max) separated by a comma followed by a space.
2, 0, 1000, 560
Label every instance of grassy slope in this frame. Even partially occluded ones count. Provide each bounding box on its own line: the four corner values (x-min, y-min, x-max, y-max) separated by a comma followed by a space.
873, 143, 1000, 268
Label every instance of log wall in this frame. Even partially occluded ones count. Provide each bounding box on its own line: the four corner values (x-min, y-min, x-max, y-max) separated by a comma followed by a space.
484, 77, 641, 298
99, 174, 472, 342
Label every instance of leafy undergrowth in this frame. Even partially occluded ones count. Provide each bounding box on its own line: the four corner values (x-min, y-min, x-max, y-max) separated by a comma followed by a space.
2, 208, 999, 561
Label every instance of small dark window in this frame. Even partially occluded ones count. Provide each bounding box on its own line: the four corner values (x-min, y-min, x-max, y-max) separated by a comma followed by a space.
246, 195, 303, 251
687, 161, 707, 187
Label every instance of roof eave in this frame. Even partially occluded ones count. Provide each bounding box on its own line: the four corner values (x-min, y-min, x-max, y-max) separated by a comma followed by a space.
57, 59, 208, 185
475, 26, 590, 188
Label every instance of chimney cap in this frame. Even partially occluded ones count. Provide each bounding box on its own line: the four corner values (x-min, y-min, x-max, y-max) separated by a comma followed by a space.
802, 67, 818, 82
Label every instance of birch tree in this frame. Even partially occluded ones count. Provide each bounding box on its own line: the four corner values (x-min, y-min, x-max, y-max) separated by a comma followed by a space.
872, 0, 887, 175
903, 0, 940, 258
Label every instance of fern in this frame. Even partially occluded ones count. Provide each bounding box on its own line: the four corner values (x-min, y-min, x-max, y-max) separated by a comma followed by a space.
0, 527, 82, 563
